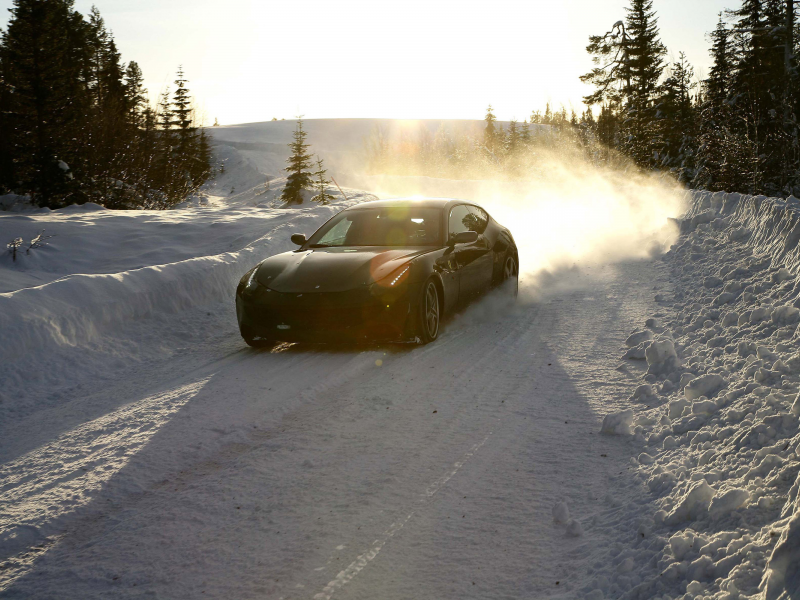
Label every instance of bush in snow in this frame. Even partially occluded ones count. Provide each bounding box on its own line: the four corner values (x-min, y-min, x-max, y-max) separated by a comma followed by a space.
6, 237, 22, 261
310, 157, 336, 206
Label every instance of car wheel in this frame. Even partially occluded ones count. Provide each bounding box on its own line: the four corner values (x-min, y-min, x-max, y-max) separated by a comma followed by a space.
418, 279, 441, 344
502, 254, 518, 297
241, 326, 274, 348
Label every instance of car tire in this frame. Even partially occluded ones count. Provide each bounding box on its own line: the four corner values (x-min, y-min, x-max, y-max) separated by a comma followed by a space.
241, 326, 275, 348
418, 278, 441, 344
502, 253, 518, 297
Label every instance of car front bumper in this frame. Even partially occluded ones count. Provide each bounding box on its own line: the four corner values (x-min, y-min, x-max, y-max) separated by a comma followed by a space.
236, 283, 421, 343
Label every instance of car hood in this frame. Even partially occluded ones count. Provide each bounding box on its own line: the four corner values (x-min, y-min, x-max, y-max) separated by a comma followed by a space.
255, 247, 435, 293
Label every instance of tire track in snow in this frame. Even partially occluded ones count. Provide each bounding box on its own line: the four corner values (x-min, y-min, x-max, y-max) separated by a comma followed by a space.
0, 378, 211, 591
312, 432, 492, 600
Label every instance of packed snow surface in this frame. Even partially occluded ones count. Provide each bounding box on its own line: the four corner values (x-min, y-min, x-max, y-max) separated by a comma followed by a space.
5, 120, 800, 599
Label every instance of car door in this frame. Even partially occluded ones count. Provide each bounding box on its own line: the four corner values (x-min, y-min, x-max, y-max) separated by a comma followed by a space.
466, 205, 494, 295
448, 204, 485, 301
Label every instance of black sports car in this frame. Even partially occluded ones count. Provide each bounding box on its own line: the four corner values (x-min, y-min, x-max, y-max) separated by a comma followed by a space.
235, 198, 518, 346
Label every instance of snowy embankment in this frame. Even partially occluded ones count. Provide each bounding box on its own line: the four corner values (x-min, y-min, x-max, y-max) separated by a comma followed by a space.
0, 152, 375, 422
600, 190, 800, 600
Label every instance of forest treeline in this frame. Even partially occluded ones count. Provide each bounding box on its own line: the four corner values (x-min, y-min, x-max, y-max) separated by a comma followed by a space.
366, 0, 800, 198
0, 0, 212, 209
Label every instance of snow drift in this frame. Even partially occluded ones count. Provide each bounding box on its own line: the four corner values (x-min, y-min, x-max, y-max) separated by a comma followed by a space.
0, 151, 376, 422
597, 188, 800, 600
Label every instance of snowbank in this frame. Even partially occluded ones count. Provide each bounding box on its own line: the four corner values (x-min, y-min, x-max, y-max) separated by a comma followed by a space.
0, 147, 375, 422
600, 188, 800, 599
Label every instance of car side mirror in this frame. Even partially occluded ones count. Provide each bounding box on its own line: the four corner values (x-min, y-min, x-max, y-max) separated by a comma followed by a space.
291, 233, 306, 246
450, 231, 478, 245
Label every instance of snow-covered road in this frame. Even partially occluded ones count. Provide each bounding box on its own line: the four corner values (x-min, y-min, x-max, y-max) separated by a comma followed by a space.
0, 258, 664, 599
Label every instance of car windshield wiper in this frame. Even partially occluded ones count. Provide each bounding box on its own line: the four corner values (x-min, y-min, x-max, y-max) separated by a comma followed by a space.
308, 243, 334, 248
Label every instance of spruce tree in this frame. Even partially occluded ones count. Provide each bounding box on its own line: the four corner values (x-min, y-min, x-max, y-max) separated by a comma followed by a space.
311, 157, 335, 205
172, 66, 194, 158
494, 123, 507, 156
280, 117, 314, 205
619, 0, 667, 167
695, 16, 739, 191
1, 0, 91, 206
124, 61, 147, 127
625, 0, 666, 107
153, 88, 175, 199
705, 15, 732, 108
521, 119, 531, 145
506, 119, 520, 154
483, 105, 497, 151
656, 52, 698, 181
0, 2, 212, 208
581, 0, 666, 167
0, 46, 13, 191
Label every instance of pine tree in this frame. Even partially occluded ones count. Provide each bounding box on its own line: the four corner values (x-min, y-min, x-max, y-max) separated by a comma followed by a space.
625, 0, 666, 107
311, 156, 335, 205
521, 119, 531, 145
580, 21, 630, 107
506, 119, 520, 154
0, 46, 13, 191
483, 105, 497, 151
172, 66, 194, 156
124, 61, 147, 127
596, 105, 621, 161
656, 52, 698, 181
1, 0, 91, 206
707, 16, 732, 108
694, 16, 739, 191
153, 88, 175, 198
280, 117, 314, 205
494, 123, 507, 155
0, 3, 212, 209
619, 0, 667, 167
581, 0, 666, 167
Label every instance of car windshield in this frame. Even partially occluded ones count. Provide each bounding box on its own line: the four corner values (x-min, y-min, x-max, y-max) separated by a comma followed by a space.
306, 207, 443, 247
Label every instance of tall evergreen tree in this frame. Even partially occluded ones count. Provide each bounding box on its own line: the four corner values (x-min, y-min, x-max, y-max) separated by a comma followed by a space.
280, 117, 314, 205
0, 3, 211, 209
483, 105, 497, 151
695, 16, 740, 191
581, 0, 666, 168
619, 0, 667, 167
172, 66, 194, 158
726, 0, 787, 192
521, 119, 531, 145
1, 0, 91, 205
124, 61, 147, 127
655, 53, 699, 181
506, 119, 520, 154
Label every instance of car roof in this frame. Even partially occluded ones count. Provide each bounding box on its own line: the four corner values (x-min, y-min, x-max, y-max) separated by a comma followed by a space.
343, 197, 478, 210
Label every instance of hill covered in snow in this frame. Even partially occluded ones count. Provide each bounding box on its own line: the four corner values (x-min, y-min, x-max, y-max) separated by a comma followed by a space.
206, 118, 506, 178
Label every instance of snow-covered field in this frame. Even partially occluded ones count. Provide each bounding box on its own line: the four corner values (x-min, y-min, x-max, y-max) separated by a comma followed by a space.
3, 120, 800, 599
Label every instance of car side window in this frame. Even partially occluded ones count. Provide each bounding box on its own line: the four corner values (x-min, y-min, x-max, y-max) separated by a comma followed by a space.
449, 205, 479, 239
467, 206, 489, 234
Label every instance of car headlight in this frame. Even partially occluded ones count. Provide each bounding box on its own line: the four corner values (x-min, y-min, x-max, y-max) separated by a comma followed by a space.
370, 264, 411, 298
245, 268, 260, 292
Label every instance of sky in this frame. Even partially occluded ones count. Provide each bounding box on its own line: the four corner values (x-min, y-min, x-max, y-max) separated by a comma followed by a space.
0, 0, 732, 125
